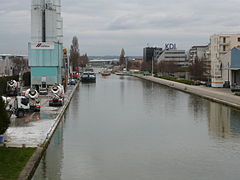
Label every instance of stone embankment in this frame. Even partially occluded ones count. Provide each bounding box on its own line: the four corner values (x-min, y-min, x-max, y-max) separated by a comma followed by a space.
134, 75, 240, 109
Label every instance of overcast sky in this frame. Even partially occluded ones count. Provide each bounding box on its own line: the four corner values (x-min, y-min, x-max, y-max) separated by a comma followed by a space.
1, 0, 240, 56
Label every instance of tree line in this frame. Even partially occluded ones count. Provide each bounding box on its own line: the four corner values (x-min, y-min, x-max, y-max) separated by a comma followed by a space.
69, 36, 89, 72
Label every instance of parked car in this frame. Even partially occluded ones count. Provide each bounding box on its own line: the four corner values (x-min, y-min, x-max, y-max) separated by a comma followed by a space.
49, 95, 64, 106
68, 79, 77, 85
143, 71, 150, 76
71, 72, 79, 79
193, 80, 201, 86
223, 81, 230, 88
39, 88, 48, 95
231, 83, 240, 92
205, 80, 211, 87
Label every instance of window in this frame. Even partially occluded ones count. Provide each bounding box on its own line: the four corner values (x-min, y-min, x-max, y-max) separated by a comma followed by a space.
223, 37, 226, 43
21, 98, 29, 106
223, 46, 226, 51
238, 37, 240, 42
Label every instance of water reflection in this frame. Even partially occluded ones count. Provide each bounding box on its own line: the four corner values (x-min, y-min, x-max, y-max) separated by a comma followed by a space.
188, 95, 208, 122
208, 102, 230, 138
33, 76, 240, 180
33, 117, 65, 180
207, 102, 240, 138
230, 110, 240, 134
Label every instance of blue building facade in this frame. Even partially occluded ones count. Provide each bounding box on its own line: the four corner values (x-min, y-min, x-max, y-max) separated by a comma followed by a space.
230, 48, 240, 84
28, 42, 64, 87
231, 48, 240, 68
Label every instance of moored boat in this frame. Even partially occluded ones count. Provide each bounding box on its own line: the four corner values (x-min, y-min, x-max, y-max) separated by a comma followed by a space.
101, 70, 111, 76
81, 68, 96, 83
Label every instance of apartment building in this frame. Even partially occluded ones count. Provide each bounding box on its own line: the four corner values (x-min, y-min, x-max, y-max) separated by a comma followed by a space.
210, 34, 240, 78
189, 45, 211, 78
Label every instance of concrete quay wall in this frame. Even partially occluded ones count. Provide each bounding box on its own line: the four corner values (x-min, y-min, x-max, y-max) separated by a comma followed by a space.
18, 82, 79, 180
134, 75, 240, 109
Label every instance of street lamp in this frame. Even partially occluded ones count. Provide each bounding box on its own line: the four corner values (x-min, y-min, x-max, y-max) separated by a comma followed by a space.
152, 56, 154, 76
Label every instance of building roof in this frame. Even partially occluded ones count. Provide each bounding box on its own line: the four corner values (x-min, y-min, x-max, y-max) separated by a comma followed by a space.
0, 54, 28, 57
191, 46, 208, 48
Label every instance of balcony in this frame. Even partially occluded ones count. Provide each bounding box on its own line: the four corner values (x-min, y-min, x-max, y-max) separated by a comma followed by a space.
219, 50, 228, 54
219, 41, 230, 45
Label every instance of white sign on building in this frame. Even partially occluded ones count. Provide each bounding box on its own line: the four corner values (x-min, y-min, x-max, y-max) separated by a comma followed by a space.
165, 43, 177, 50
31, 42, 54, 50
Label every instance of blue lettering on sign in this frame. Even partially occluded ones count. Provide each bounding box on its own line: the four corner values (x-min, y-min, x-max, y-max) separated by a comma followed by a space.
165, 43, 177, 50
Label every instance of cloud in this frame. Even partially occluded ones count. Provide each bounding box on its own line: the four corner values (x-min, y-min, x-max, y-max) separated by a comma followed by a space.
1, 0, 240, 55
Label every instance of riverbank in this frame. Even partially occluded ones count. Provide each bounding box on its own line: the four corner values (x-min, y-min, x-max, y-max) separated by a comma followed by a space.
0, 147, 36, 180
19, 82, 79, 180
0, 82, 79, 180
134, 75, 240, 109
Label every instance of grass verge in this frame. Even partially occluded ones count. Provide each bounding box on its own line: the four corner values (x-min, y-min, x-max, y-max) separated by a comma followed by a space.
0, 147, 36, 180
157, 76, 194, 85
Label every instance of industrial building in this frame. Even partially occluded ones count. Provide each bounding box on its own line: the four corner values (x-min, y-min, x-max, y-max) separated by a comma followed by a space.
29, 0, 64, 88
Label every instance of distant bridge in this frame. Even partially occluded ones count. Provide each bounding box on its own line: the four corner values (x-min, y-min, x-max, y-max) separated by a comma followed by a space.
89, 59, 119, 66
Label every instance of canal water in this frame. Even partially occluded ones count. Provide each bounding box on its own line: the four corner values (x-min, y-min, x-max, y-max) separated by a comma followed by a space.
33, 75, 240, 180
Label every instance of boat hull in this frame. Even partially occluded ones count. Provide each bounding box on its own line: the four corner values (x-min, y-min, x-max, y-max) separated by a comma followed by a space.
101, 73, 111, 76
81, 77, 96, 83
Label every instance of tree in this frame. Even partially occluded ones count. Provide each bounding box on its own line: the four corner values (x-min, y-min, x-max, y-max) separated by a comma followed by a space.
79, 54, 89, 69
69, 36, 80, 71
11, 57, 28, 76
0, 98, 10, 135
141, 61, 152, 72
158, 61, 178, 76
188, 57, 205, 80
119, 48, 125, 65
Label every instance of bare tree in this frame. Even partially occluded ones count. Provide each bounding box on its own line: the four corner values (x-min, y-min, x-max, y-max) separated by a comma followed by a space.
11, 57, 28, 75
158, 61, 178, 76
69, 36, 80, 71
141, 61, 152, 72
188, 57, 205, 80
79, 53, 89, 69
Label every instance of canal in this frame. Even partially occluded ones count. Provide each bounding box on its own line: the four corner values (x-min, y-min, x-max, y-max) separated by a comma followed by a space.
33, 75, 240, 180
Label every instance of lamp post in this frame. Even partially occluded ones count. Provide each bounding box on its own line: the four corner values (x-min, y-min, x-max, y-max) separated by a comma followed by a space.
228, 62, 230, 82
152, 56, 154, 76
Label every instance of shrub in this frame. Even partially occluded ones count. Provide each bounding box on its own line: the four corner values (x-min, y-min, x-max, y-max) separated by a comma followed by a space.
0, 98, 10, 135
157, 76, 194, 85
234, 92, 240, 96
0, 75, 19, 96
